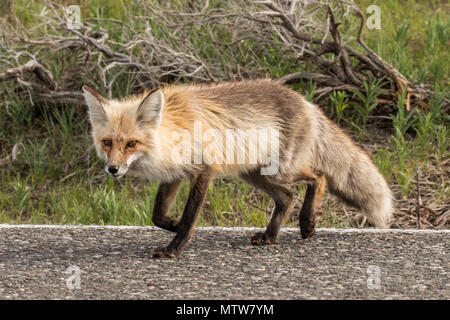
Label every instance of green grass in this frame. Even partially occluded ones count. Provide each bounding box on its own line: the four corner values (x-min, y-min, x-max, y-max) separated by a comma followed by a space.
0, 0, 448, 228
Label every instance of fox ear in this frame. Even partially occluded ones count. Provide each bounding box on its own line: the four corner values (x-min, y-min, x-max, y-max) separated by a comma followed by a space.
82, 85, 108, 125
137, 89, 164, 126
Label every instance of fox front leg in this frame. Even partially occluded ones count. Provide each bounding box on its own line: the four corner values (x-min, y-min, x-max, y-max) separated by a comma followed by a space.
152, 172, 212, 258
152, 180, 182, 233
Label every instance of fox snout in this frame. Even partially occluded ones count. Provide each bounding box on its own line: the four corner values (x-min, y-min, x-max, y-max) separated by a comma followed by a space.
107, 165, 119, 175
104, 163, 128, 178
104, 151, 143, 178
103, 148, 130, 178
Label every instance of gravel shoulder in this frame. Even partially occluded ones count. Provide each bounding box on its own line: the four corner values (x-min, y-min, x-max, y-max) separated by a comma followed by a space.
0, 224, 448, 299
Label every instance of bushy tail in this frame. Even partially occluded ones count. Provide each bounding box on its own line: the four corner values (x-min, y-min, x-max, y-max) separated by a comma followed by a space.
313, 114, 393, 227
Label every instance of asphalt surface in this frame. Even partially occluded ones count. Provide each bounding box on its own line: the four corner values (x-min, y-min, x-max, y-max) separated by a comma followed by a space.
0, 224, 448, 299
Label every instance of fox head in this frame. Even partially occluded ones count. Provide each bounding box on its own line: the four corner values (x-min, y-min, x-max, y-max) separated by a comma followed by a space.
82, 85, 164, 178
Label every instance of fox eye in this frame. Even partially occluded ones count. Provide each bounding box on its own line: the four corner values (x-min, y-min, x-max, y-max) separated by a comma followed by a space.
126, 140, 137, 148
103, 139, 112, 147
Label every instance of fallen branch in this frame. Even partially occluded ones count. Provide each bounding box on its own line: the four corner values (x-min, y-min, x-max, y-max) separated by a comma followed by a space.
0, 0, 437, 112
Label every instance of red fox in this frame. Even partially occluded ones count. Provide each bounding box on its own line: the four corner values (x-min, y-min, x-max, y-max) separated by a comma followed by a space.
83, 79, 393, 258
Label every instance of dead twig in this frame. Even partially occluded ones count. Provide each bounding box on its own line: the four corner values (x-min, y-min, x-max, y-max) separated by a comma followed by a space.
0, 0, 435, 112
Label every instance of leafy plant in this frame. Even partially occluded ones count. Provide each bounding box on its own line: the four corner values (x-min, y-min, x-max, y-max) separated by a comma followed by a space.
305, 80, 316, 102
390, 90, 417, 141
350, 78, 387, 128
12, 177, 32, 217
330, 90, 350, 125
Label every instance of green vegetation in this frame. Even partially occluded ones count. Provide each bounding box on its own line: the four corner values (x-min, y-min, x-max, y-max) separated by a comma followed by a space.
0, 0, 448, 228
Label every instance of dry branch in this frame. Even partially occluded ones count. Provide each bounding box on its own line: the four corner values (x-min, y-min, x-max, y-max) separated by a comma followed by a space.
0, 0, 436, 111
249, 1, 431, 109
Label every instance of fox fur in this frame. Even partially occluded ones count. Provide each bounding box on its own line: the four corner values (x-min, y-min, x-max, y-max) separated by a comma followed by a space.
83, 79, 393, 257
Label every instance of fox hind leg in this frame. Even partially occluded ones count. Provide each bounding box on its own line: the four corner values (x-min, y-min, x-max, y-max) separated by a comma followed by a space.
299, 174, 326, 239
241, 172, 293, 245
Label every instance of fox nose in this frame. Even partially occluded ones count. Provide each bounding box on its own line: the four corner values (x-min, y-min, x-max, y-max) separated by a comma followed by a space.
108, 165, 119, 175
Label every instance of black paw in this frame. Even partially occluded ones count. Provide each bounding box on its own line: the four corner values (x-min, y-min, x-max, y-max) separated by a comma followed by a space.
152, 246, 180, 258
300, 225, 315, 239
251, 232, 276, 245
